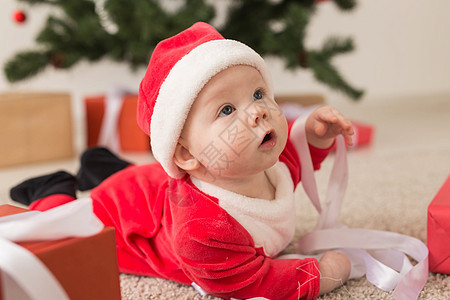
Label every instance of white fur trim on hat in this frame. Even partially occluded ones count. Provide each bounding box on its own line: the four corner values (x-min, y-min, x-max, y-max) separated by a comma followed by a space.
151, 39, 273, 178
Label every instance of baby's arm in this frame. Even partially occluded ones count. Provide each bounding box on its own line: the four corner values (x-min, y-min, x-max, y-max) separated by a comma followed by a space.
318, 251, 351, 295
305, 106, 354, 149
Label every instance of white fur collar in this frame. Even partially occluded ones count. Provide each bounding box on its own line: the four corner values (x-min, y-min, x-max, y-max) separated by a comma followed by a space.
191, 162, 296, 257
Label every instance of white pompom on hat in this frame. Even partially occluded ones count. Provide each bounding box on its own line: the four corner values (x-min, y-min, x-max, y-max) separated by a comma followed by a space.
137, 22, 273, 178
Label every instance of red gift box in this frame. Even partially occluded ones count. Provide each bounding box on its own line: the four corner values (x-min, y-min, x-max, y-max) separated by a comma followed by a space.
0, 204, 121, 300
427, 175, 450, 273
85, 94, 150, 152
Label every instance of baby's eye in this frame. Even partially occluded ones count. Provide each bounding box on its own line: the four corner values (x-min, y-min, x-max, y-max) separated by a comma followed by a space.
218, 105, 235, 117
253, 89, 263, 101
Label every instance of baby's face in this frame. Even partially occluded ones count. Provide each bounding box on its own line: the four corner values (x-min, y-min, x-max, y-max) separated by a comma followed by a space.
180, 65, 288, 181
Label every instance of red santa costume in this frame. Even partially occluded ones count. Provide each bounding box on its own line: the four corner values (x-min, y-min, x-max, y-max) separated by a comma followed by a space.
28, 22, 333, 300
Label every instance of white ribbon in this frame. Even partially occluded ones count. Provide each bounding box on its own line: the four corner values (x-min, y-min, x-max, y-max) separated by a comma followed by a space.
97, 88, 127, 153
289, 117, 429, 300
0, 198, 104, 300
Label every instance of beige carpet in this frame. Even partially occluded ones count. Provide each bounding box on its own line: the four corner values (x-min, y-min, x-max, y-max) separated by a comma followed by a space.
1, 94, 449, 299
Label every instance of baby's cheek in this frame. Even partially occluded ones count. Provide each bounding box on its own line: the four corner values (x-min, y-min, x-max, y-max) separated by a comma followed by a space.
193, 139, 232, 179
279, 120, 289, 148
219, 118, 258, 155
195, 123, 255, 176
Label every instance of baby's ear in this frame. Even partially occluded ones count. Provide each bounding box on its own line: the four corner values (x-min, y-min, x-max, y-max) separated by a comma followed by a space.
173, 142, 200, 171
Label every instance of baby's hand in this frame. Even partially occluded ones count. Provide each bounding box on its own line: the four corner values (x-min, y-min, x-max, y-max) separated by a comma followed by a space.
305, 106, 354, 149
318, 251, 351, 295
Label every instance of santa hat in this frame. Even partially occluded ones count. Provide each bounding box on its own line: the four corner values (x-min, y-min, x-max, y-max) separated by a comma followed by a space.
137, 22, 273, 178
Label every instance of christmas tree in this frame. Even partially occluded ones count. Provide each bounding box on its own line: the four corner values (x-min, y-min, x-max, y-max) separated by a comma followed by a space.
5, 0, 364, 100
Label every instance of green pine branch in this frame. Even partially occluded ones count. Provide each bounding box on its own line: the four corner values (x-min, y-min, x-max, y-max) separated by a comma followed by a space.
4, 51, 50, 82
320, 37, 354, 60
5, 0, 364, 100
308, 37, 364, 100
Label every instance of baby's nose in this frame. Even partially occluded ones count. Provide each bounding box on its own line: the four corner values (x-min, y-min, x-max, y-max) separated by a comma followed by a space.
247, 103, 268, 127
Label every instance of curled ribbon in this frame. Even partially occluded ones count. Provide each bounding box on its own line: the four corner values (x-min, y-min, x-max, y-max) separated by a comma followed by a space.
97, 88, 127, 153
288, 117, 429, 300
0, 198, 104, 300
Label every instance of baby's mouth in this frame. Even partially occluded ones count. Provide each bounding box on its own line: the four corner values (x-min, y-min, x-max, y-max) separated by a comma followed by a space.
261, 132, 273, 145
259, 130, 276, 148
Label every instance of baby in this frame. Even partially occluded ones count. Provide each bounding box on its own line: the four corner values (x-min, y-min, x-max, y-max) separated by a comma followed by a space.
11, 22, 353, 299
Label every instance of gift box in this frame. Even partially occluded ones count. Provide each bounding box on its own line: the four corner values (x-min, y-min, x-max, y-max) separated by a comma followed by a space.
428, 175, 450, 273
348, 120, 373, 148
0, 204, 121, 300
0, 92, 74, 168
85, 94, 150, 152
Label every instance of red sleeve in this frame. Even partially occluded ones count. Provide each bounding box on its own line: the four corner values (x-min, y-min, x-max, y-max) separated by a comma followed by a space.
279, 120, 334, 186
172, 207, 320, 300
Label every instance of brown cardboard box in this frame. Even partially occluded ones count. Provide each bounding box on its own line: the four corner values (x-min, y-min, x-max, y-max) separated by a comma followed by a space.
0, 93, 74, 168
0, 204, 121, 300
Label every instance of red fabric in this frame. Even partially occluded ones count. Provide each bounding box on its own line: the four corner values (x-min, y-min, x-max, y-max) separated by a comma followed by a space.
29, 194, 75, 211
137, 22, 224, 137
88, 140, 330, 300
30, 135, 331, 299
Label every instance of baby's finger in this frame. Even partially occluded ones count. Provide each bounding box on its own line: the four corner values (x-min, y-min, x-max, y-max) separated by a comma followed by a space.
333, 110, 353, 131
328, 110, 354, 145
342, 130, 354, 146
316, 107, 339, 124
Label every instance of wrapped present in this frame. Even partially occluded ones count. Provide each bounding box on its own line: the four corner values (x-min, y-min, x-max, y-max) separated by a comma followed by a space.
348, 120, 374, 148
0, 92, 74, 168
0, 200, 121, 300
428, 175, 450, 273
85, 91, 150, 152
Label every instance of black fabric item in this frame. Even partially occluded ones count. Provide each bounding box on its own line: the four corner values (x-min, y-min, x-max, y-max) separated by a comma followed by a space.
76, 147, 131, 191
10, 171, 77, 206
